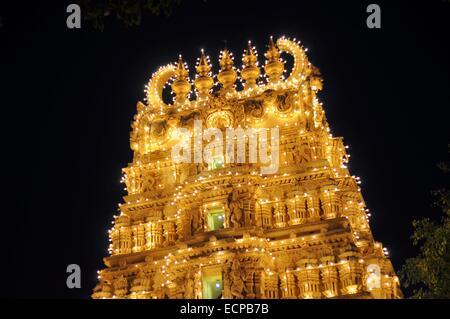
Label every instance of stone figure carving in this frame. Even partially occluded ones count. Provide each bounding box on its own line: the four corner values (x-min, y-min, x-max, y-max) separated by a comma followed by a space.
297, 142, 311, 163
225, 259, 248, 299
285, 145, 295, 164
141, 173, 156, 193
227, 189, 243, 228
191, 207, 205, 234
287, 142, 311, 165
184, 269, 195, 299
194, 271, 202, 299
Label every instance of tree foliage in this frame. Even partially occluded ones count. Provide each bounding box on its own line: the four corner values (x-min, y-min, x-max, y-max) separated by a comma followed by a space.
79, 0, 182, 30
400, 146, 450, 298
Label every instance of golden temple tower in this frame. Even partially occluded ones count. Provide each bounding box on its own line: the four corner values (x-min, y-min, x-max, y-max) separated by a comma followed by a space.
92, 37, 401, 299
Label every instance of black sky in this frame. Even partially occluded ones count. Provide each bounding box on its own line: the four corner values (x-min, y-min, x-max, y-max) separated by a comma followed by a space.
1, 0, 449, 298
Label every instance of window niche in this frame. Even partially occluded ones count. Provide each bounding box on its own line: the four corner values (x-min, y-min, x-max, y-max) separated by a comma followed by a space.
206, 206, 225, 231
202, 266, 223, 299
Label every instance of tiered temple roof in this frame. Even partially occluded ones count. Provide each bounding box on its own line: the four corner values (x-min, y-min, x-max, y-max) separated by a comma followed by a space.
92, 37, 401, 299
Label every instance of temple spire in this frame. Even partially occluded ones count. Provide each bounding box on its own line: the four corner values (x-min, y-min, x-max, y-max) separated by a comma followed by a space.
95, 37, 402, 300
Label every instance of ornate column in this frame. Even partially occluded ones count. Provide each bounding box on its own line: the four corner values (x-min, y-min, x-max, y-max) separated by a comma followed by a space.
132, 224, 146, 252
280, 270, 297, 298
113, 215, 132, 255
320, 185, 341, 219
287, 194, 307, 225
273, 201, 287, 228
261, 271, 279, 298
252, 270, 264, 299
306, 192, 321, 221
328, 137, 346, 168
110, 228, 120, 255
145, 221, 163, 249
295, 259, 321, 299
320, 256, 339, 298
154, 223, 163, 247
256, 202, 272, 228
163, 221, 177, 245
243, 197, 256, 227
119, 227, 132, 254
337, 252, 363, 296
243, 267, 257, 298
175, 212, 191, 241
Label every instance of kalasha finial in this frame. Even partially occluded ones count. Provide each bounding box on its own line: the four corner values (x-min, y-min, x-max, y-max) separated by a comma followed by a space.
219, 48, 234, 71
195, 50, 214, 98
218, 48, 237, 93
264, 36, 284, 83
241, 41, 260, 89
196, 50, 210, 76
171, 55, 191, 104
175, 55, 189, 80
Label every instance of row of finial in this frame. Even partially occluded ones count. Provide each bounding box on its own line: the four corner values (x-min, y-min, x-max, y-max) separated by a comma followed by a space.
144, 37, 311, 112
171, 38, 286, 102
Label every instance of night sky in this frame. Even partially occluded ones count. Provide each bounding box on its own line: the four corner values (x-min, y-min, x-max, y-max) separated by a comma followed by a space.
1, 0, 449, 298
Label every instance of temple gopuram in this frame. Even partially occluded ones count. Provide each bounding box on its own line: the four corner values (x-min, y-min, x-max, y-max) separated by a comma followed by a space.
92, 37, 402, 299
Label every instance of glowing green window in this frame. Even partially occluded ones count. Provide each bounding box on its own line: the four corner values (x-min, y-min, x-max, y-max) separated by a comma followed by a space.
202, 267, 223, 299
207, 207, 225, 231
210, 155, 224, 170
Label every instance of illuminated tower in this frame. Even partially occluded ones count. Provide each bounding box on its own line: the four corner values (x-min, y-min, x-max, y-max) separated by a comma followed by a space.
92, 37, 401, 299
